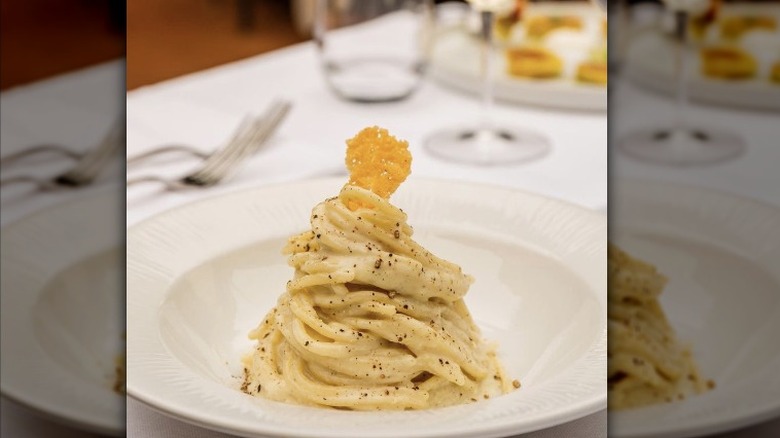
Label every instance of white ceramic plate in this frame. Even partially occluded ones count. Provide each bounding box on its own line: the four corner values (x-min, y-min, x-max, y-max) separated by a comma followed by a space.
430, 4, 607, 111
611, 180, 780, 438
0, 190, 125, 436
127, 178, 606, 438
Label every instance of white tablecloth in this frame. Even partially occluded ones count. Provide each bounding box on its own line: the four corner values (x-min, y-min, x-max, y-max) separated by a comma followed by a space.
612, 76, 780, 207
124, 43, 608, 226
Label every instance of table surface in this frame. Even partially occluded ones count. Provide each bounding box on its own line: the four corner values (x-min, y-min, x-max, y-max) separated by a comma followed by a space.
1, 5, 777, 437
121, 19, 606, 434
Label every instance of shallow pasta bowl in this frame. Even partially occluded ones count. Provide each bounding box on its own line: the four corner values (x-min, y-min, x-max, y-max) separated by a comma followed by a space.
126, 177, 606, 438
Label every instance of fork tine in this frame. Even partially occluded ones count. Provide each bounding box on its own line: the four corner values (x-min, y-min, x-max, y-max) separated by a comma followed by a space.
127, 114, 265, 189
184, 100, 290, 186
244, 100, 291, 154
212, 101, 290, 175
195, 101, 286, 175
191, 101, 287, 182
127, 101, 291, 190
55, 119, 123, 186
178, 116, 259, 186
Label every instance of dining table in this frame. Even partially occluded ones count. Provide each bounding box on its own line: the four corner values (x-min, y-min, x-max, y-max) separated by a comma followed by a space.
0, 3, 776, 437
120, 8, 606, 435
1, 21, 608, 437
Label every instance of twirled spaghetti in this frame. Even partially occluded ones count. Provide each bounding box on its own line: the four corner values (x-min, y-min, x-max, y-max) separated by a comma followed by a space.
241, 185, 516, 410
608, 244, 713, 409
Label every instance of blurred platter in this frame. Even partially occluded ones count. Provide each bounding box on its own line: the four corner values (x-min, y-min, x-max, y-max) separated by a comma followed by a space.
625, 2, 780, 111
430, 1, 608, 111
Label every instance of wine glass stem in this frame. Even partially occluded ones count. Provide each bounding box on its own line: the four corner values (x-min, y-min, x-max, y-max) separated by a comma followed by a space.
479, 10, 495, 134
673, 10, 689, 134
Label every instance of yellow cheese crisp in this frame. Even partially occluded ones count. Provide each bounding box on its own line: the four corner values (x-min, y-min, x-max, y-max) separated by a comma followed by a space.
345, 126, 412, 208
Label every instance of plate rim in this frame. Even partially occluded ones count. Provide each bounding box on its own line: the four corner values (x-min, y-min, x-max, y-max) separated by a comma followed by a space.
127, 176, 608, 230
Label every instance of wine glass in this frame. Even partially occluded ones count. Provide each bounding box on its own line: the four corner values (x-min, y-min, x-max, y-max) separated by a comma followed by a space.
424, 0, 550, 165
617, 1, 745, 166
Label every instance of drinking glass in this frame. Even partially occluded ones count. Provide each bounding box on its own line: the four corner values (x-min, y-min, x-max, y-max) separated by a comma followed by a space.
314, 0, 434, 103
424, 0, 550, 166
617, 2, 745, 166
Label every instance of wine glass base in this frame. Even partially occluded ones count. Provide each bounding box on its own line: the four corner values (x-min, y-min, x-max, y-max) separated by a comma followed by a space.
618, 127, 745, 166
424, 127, 551, 165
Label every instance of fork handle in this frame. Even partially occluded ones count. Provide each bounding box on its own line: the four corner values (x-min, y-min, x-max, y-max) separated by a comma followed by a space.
0, 175, 59, 191
126, 175, 191, 191
0, 145, 82, 167
127, 145, 209, 165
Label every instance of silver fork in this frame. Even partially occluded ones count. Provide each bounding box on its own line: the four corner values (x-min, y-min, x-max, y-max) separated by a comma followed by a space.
0, 121, 123, 191
2, 135, 208, 168
126, 144, 209, 165
127, 100, 290, 190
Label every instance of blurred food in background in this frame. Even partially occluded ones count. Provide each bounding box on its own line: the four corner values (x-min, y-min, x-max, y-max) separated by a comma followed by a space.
623, 0, 780, 109
429, 0, 608, 110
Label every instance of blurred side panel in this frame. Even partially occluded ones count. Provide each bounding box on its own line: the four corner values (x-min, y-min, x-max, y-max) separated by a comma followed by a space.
609, 0, 780, 437
0, 0, 126, 437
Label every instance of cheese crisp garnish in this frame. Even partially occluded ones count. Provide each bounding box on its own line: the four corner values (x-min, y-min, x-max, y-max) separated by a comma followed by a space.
345, 126, 412, 209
